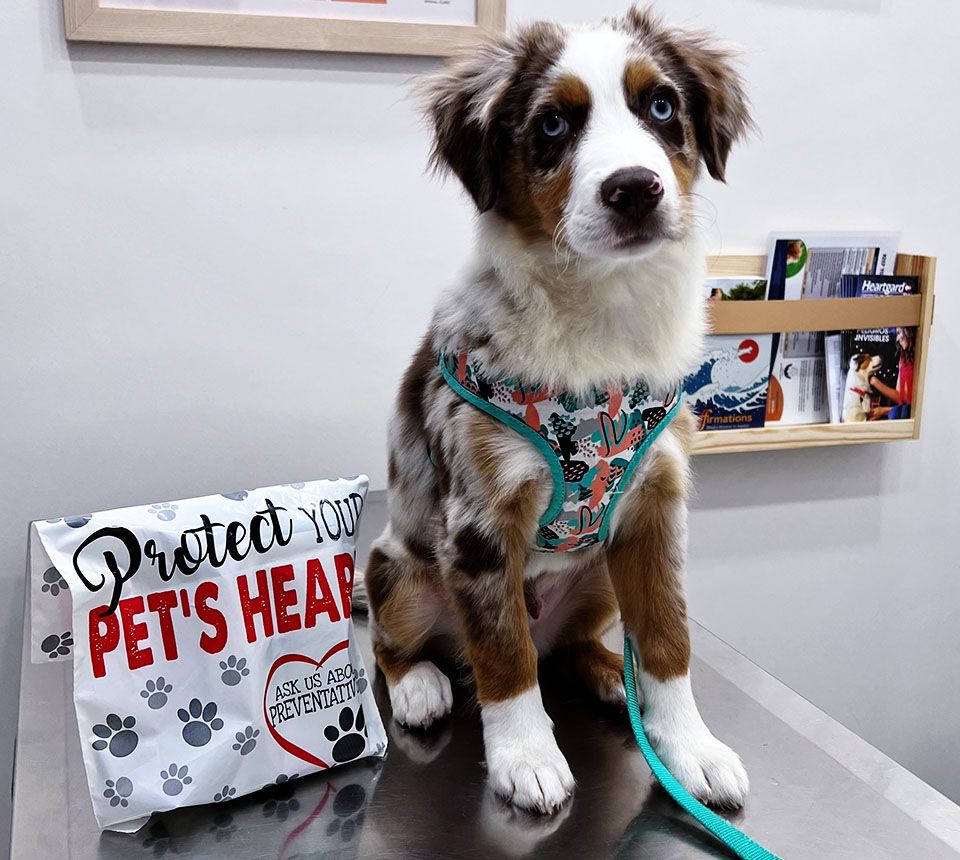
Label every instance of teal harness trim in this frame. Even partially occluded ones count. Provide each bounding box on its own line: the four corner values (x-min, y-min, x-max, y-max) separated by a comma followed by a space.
623, 636, 781, 860
439, 355, 568, 528
439, 350, 683, 552
595, 393, 681, 543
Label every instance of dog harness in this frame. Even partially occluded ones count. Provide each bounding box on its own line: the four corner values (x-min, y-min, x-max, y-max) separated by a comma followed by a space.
439, 350, 682, 553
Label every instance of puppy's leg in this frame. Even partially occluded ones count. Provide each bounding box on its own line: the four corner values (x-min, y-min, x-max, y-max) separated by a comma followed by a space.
445, 494, 574, 814
367, 536, 453, 730
553, 565, 626, 707
607, 437, 749, 809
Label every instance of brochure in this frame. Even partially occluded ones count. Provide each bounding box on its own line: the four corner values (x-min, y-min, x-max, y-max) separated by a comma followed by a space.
764, 233, 899, 425
683, 277, 772, 431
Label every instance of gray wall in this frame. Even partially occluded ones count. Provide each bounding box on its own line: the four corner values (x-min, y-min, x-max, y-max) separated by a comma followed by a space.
3, 0, 959, 854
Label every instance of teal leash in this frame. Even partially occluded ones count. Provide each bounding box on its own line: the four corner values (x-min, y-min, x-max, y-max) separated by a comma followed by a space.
623, 636, 781, 860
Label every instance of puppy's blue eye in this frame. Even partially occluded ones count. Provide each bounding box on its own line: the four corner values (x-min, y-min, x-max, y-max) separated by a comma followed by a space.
650, 98, 674, 122
541, 112, 570, 138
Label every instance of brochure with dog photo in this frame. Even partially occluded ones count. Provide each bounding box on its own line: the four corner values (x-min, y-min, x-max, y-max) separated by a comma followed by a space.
683, 277, 772, 431
764, 232, 899, 426
838, 275, 919, 422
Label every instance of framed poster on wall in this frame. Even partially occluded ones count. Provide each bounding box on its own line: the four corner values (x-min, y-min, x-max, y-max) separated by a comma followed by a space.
64, 0, 505, 56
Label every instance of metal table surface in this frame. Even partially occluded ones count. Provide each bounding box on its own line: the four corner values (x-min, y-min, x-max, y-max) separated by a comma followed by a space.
11, 498, 960, 859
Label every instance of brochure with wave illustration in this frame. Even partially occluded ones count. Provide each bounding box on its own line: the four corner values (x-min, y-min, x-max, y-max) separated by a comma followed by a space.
683, 277, 771, 431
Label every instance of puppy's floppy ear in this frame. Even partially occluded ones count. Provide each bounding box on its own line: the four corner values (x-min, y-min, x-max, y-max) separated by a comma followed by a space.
416, 38, 518, 212
675, 34, 753, 182
626, 5, 754, 182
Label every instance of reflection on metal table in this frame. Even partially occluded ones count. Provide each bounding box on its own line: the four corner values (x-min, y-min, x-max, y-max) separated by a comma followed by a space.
12, 497, 960, 859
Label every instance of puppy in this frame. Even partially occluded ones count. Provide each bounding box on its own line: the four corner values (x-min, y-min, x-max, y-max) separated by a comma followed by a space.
843, 353, 881, 422
367, 5, 753, 814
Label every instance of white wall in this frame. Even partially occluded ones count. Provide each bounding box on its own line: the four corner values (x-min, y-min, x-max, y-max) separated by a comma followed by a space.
2, 0, 959, 851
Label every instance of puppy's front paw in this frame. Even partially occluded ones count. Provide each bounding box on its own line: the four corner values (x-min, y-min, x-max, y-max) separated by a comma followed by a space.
388, 661, 453, 729
648, 725, 749, 809
486, 739, 575, 814
481, 687, 574, 814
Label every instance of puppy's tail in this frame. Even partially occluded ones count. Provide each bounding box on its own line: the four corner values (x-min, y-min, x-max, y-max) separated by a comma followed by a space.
351, 568, 370, 615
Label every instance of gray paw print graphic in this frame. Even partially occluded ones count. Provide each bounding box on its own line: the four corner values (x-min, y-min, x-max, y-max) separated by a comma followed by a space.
221, 491, 249, 501
232, 726, 259, 756
178, 698, 223, 747
161, 763, 192, 796
46, 515, 92, 529
140, 677, 173, 709
219, 655, 249, 686
354, 667, 368, 694
103, 777, 134, 808
41, 631, 73, 659
41, 567, 67, 597
148, 503, 178, 521
213, 785, 236, 803
91, 714, 139, 757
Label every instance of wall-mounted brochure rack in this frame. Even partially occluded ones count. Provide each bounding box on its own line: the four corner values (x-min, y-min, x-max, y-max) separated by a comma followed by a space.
691, 254, 936, 455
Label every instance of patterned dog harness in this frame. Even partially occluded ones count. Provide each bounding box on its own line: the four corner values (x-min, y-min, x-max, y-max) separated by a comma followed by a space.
439, 350, 682, 553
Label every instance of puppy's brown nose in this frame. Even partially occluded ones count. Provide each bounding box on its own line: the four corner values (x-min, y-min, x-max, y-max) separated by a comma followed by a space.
601, 167, 664, 221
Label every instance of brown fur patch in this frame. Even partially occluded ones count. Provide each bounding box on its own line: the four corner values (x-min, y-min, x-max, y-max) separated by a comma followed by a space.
530, 164, 573, 240
556, 560, 619, 644
558, 639, 627, 706
551, 73, 591, 110
419, 22, 565, 212
445, 421, 546, 702
497, 151, 569, 246
369, 549, 441, 668
605, 447, 691, 682
373, 640, 418, 686
624, 58, 660, 100
617, 6, 753, 181
670, 154, 695, 194
549, 562, 624, 704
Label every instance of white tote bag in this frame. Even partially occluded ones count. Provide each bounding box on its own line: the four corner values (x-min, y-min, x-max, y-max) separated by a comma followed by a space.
29, 477, 387, 831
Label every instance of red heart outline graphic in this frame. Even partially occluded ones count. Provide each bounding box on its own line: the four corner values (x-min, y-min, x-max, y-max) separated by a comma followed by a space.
262, 639, 350, 769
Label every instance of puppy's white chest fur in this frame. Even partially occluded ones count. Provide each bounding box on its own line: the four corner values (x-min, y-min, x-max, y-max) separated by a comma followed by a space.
436, 220, 708, 394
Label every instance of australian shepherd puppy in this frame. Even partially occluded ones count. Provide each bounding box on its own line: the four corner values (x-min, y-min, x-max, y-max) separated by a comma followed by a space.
366, 5, 753, 814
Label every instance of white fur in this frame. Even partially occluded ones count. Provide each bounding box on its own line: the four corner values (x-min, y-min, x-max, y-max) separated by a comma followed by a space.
388, 661, 454, 729
435, 227, 707, 394
842, 354, 881, 422
554, 29, 684, 259
636, 653, 749, 808
482, 686, 575, 813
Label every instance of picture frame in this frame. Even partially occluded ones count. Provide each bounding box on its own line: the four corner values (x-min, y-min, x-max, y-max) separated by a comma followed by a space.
63, 0, 506, 57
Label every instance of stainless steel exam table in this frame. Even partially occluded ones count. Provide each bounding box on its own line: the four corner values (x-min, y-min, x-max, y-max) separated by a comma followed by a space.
12, 497, 960, 859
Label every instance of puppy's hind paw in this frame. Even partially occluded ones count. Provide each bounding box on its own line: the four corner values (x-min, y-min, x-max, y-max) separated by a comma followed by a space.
388, 661, 453, 730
